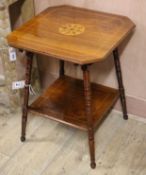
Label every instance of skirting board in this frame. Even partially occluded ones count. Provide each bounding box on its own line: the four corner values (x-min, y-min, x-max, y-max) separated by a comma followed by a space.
115, 96, 146, 119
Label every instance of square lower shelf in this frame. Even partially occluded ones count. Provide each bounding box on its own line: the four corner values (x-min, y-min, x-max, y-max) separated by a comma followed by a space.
29, 76, 119, 131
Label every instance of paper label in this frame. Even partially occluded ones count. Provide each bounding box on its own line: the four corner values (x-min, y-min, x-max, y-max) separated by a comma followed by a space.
9, 47, 17, 61
12, 80, 25, 90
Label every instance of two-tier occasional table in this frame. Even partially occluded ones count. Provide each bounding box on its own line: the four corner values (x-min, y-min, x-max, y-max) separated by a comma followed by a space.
7, 5, 135, 169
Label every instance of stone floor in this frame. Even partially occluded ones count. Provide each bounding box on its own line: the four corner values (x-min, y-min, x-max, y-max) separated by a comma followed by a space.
0, 108, 146, 175
0, 84, 9, 114
0, 75, 4, 86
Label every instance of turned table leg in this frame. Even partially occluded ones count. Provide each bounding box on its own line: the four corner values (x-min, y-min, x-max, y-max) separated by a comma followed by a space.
82, 65, 96, 169
21, 52, 33, 142
59, 60, 65, 77
113, 48, 128, 120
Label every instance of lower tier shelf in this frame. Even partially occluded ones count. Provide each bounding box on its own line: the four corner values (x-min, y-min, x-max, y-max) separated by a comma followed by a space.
29, 76, 119, 131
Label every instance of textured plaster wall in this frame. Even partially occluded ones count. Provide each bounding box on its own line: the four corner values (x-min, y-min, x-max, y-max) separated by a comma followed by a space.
0, 0, 20, 108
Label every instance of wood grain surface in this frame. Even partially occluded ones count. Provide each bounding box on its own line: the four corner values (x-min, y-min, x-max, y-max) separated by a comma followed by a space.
7, 5, 135, 64
29, 76, 119, 130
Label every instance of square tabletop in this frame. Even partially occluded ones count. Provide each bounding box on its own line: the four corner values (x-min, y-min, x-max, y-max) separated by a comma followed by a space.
7, 5, 135, 64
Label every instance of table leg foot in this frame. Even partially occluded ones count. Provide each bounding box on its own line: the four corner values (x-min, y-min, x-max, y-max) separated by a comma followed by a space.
21, 114, 27, 142
91, 162, 96, 169
124, 114, 128, 120
20, 136, 26, 142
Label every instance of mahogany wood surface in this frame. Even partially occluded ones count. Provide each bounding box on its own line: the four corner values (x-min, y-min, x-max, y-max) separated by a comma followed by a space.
7, 5, 135, 64
29, 76, 119, 130
21, 53, 33, 142
82, 65, 96, 168
113, 49, 128, 120
6, 5, 134, 168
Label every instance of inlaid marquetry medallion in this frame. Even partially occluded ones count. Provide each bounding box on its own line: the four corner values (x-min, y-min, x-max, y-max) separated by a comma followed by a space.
59, 23, 85, 36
